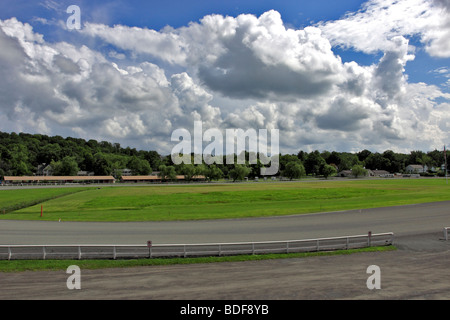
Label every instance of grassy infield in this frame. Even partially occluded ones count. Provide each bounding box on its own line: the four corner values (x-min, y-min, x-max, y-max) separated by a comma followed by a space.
1, 178, 449, 271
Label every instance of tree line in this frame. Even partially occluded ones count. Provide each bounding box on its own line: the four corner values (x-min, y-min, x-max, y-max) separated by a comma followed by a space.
0, 131, 447, 181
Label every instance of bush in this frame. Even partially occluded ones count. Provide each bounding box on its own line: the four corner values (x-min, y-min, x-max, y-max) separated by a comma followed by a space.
351, 165, 368, 178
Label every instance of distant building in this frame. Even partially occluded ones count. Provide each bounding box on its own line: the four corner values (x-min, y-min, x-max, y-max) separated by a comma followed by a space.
43, 165, 53, 176
36, 163, 53, 176
120, 175, 160, 183
120, 168, 133, 176
368, 170, 391, 177
3, 176, 115, 184
405, 165, 425, 173
112, 168, 133, 178
405, 165, 437, 173
36, 164, 46, 176
120, 175, 206, 183
337, 170, 353, 177
77, 171, 95, 176
338, 168, 371, 178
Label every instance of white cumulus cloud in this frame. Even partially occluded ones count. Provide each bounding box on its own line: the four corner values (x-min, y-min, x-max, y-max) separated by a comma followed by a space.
0, 4, 449, 155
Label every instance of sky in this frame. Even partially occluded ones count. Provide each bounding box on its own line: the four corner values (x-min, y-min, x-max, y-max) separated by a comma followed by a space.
0, 0, 449, 155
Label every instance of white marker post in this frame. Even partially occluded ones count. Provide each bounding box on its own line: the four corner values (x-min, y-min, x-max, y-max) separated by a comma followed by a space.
147, 240, 152, 258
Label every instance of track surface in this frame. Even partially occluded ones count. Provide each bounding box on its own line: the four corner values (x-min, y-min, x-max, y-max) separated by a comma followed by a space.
1, 201, 449, 245
1, 201, 450, 300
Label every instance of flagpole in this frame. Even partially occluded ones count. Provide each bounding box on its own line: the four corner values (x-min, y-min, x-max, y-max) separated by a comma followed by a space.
445, 145, 448, 184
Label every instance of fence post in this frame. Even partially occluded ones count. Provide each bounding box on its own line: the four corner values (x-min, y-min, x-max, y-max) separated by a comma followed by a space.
445, 228, 448, 241
147, 241, 152, 258
0, 233, 396, 261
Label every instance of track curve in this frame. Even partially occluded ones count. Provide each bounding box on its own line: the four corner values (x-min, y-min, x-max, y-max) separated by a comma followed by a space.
1, 201, 450, 245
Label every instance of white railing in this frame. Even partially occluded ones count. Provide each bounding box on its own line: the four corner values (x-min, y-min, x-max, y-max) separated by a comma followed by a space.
0, 232, 394, 261
444, 228, 450, 241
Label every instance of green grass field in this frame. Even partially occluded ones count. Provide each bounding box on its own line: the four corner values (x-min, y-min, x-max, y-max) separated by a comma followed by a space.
0, 187, 94, 215
1, 178, 449, 222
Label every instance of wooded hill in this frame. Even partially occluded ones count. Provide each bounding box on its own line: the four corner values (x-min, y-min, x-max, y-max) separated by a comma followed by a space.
0, 131, 447, 180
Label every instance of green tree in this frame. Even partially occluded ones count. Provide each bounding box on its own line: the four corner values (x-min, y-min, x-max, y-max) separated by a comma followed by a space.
14, 160, 31, 176
382, 150, 407, 173
93, 153, 112, 176
280, 154, 301, 172
283, 161, 306, 180
249, 159, 264, 178
145, 150, 162, 170
364, 152, 390, 171
111, 161, 123, 179
357, 149, 372, 163
337, 153, 361, 171
180, 164, 196, 181
427, 150, 443, 169
408, 151, 426, 166
351, 165, 368, 178
10, 144, 32, 175
158, 165, 177, 181
322, 164, 337, 179
205, 165, 224, 181
51, 156, 79, 176
229, 165, 251, 182
128, 156, 151, 175
418, 154, 433, 172
304, 151, 326, 176
320, 150, 331, 163
297, 150, 307, 162
79, 150, 94, 172
194, 164, 208, 177
37, 143, 62, 164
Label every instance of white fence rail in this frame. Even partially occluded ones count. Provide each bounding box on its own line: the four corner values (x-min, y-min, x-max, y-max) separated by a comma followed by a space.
0, 232, 394, 261
444, 227, 450, 241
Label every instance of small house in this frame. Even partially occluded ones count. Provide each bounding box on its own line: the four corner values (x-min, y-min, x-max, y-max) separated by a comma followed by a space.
405, 165, 425, 174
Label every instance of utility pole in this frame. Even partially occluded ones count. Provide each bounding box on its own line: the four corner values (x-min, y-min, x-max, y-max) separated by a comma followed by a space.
445, 146, 448, 185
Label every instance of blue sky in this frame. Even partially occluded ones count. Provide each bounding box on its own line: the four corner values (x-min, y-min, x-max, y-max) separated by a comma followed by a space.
0, 0, 449, 154
2, 0, 447, 87
1, 0, 365, 29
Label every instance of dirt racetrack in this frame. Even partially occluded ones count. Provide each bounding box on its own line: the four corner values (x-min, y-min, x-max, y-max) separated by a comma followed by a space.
1, 231, 450, 301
